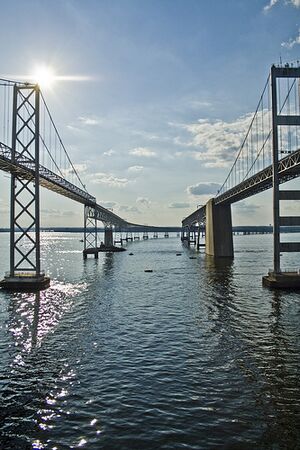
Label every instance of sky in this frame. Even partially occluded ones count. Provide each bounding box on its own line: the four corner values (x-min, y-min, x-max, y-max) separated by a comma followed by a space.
0, 0, 300, 227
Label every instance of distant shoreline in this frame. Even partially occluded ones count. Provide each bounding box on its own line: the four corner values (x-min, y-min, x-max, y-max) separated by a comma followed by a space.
0, 226, 182, 233
1, 226, 300, 233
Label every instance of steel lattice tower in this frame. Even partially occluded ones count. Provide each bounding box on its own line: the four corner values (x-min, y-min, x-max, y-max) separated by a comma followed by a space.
10, 84, 41, 275
3, 83, 50, 290
271, 65, 300, 275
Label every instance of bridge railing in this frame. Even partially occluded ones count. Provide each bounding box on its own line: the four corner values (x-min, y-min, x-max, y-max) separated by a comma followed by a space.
0, 141, 96, 205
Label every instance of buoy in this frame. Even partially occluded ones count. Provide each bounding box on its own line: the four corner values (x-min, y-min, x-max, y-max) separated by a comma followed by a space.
144, 269, 153, 272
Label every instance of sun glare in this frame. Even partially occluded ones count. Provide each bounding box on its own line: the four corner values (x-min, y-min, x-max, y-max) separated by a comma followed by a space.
33, 66, 56, 89
5, 66, 94, 87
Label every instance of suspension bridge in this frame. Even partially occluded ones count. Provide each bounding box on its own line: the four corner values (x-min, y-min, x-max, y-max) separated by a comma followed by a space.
182, 64, 300, 287
0, 64, 300, 290
0, 78, 153, 290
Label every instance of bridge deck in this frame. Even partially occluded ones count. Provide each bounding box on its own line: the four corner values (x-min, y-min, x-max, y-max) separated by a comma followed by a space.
0, 142, 140, 228
182, 148, 300, 227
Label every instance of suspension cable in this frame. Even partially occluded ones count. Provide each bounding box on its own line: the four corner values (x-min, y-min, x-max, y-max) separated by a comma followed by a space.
240, 77, 297, 183
217, 74, 297, 197
18, 90, 65, 178
217, 74, 271, 195
0, 79, 87, 191
40, 91, 87, 191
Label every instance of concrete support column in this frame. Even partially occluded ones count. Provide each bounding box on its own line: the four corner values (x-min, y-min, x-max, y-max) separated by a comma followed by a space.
205, 199, 233, 258
104, 227, 113, 247
181, 228, 186, 242
186, 227, 190, 246
181, 226, 189, 243
197, 224, 201, 250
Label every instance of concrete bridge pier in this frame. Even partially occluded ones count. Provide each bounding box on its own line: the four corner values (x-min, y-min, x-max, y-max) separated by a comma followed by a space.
104, 226, 114, 247
196, 224, 205, 250
188, 229, 196, 246
205, 199, 233, 258
181, 226, 199, 246
196, 226, 201, 249
126, 232, 133, 242
181, 226, 189, 243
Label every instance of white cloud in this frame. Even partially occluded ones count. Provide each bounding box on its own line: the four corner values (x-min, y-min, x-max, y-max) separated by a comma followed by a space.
136, 197, 151, 207
103, 149, 116, 157
263, 0, 279, 11
175, 114, 252, 168
41, 208, 77, 217
61, 163, 87, 178
128, 165, 144, 172
119, 205, 140, 213
98, 201, 117, 209
190, 153, 229, 168
129, 147, 156, 157
234, 202, 261, 213
281, 28, 300, 48
131, 129, 160, 141
169, 202, 190, 209
264, 0, 300, 10
91, 172, 131, 187
74, 163, 88, 173
66, 124, 84, 133
188, 100, 213, 109
187, 182, 222, 196
78, 116, 103, 126
288, 0, 300, 6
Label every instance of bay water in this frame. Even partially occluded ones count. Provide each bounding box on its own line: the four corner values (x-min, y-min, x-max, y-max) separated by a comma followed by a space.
0, 232, 299, 449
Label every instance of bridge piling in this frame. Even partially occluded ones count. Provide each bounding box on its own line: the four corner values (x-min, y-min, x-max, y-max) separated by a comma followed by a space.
205, 199, 233, 258
104, 226, 114, 247
196, 224, 205, 250
83, 205, 98, 259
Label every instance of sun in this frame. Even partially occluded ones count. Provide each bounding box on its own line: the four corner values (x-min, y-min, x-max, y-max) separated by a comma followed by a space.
32, 65, 56, 89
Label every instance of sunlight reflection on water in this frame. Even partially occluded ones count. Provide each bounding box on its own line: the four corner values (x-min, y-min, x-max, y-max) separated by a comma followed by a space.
0, 233, 299, 449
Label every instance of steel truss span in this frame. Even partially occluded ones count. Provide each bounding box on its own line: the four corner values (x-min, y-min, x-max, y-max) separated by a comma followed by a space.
86, 205, 129, 229
0, 141, 136, 228
182, 148, 300, 228
0, 142, 94, 204
215, 147, 300, 205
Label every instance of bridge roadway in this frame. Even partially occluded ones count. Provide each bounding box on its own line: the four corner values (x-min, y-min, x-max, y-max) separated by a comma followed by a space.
182, 148, 300, 228
0, 141, 143, 229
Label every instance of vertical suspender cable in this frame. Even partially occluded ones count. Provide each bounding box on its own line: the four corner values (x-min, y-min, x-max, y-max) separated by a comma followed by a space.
287, 78, 291, 153
278, 78, 283, 155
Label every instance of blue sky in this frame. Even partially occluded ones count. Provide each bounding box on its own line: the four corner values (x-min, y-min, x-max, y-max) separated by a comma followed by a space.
0, 0, 300, 226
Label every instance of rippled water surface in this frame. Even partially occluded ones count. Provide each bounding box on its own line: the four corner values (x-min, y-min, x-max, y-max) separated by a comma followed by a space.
0, 232, 299, 449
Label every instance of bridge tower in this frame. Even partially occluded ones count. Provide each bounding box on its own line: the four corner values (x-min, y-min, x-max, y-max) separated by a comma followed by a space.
1, 84, 50, 290
263, 65, 300, 288
82, 206, 116, 258
83, 205, 98, 259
